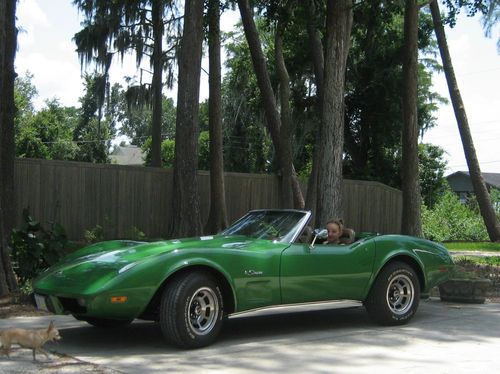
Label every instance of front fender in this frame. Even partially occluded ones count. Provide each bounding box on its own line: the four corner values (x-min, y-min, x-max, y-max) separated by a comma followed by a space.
159, 256, 238, 309
165, 256, 235, 287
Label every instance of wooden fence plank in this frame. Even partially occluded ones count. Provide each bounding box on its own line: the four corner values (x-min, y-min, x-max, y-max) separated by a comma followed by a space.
13, 158, 402, 240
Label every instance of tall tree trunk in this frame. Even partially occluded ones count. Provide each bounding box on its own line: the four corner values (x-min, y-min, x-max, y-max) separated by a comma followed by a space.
315, 0, 353, 227
430, 0, 500, 241
401, 0, 422, 237
205, 0, 228, 234
150, 0, 164, 168
275, 8, 304, 209
237, 0, 304, 209
304, 0, 325, 223
0, 0, 19, 296
170, 0, 204, 237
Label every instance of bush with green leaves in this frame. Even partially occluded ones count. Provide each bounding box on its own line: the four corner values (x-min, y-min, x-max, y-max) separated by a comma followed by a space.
125, 226, 146, 241
491, 188, 500, 216
10, 209, 69, 282
84, 224, 104, 244
422, 189, 488, 242
84, 221, 147, 243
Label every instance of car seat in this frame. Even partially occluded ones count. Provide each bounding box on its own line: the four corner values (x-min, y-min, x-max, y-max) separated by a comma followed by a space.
339, 228, 356, 244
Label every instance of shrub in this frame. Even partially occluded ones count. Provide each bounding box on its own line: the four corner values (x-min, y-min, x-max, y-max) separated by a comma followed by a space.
125, 226, 146, 241
422, 190, 488, 242
84, 224, 104, 244
84, 221, 147, 243
10, 209, 69, 282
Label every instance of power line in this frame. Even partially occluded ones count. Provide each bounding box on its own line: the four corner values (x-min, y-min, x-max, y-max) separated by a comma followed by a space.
448, 159, 500, 168
455, 67, 500, 77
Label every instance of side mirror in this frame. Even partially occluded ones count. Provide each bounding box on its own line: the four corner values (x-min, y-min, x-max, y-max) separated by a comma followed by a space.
310, 228, 327, 249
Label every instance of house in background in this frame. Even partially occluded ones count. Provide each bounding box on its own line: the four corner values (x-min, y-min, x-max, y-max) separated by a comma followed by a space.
446, 171, 500, 202
109, 145, 145, 166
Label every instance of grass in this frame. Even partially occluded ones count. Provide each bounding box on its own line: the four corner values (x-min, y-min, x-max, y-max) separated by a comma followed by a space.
455, 255, 500, 267
474, 257, 500, 266
443, 241, 500, 252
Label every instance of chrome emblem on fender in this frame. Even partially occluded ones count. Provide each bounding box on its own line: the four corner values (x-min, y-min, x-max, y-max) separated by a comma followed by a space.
244, 270, 263, 276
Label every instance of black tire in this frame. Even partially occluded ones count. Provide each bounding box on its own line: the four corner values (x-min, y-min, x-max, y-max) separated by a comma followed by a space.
365, 261, 420, 326
159, 272, 224, 349
78, 317, 133, 328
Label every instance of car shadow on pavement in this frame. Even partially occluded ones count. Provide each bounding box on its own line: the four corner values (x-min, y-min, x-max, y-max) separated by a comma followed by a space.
47, 299, 500, 353
27, 300, 500, 374
47, 306, 372, 355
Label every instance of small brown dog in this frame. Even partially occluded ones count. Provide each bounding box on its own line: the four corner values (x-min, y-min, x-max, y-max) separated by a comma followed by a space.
0, 321, 61, 361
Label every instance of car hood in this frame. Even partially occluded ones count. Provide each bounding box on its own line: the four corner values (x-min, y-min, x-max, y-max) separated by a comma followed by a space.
33, 235, 255, 294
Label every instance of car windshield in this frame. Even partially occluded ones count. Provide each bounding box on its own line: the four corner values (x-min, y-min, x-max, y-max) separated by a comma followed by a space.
222, 210, 310, 243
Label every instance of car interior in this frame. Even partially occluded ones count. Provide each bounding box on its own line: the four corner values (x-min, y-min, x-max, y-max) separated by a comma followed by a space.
297, 226, 356, 245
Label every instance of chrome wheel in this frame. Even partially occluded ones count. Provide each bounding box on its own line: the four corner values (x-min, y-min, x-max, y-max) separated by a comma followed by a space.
386, 274, 414, 315
188, 287, 219, 336
366, 262, 420, 326
160, 272, 224, 348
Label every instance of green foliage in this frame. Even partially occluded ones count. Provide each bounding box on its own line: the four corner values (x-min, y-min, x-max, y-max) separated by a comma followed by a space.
17, 279, 34, 303
73, 0, 180, 84
198, 100, 210, 133
15, 73, 80, 160
73, 0, 181, 163
14, 72, 127, 164
490, 187, 500, 215
344, 5, 445, 188
161, 139, 176, 168
447, 257, 479, 279
142, 131, 211, 170
14, 71, 37, 134
84, 224, 104, 244
198, 131, 211, 171
222, 25, 275, 173
472, 256, 500, 266
124, 226, 146, 241
84, 219, 147, 243
452, 256, 500, 284
10, 210, 69, 282
445, 241, 500, 251
16, 100, 80, 160
462, 188, 500, 222
422, 189, 489, 241
119, 92, 177, 147
418, 143, 448, 207
73, 73, 114, 163
221, 2, 444, 184
143, 137, 174, 167
441, 0, 489, 26
481, 0, 500, 52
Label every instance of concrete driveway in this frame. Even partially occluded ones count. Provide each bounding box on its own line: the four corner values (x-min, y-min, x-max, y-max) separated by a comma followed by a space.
1, 298, 499, 374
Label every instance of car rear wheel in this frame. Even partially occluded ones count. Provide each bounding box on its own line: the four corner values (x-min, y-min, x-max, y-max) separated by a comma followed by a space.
365, 261, 420, 325
159, 272, 224, 349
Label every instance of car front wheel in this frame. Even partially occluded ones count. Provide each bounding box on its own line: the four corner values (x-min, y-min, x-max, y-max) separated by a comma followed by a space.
159, 272, 224, 349
365, 261, 420, 325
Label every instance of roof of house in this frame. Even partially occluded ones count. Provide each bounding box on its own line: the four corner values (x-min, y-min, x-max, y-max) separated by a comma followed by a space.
446, 171, 500, 189
109, 145, 145, 166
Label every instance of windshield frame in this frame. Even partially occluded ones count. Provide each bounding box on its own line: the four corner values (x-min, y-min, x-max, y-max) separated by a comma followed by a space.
221, 209, 311, 244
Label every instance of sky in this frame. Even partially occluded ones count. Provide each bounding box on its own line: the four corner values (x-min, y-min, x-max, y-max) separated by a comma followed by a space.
15, 0, 500, 175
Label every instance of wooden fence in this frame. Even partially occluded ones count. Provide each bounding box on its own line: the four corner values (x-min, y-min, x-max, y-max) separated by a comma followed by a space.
13, 158, 402, 240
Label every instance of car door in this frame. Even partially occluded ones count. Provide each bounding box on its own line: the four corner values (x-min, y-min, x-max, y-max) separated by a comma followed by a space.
280, 239, 376, 304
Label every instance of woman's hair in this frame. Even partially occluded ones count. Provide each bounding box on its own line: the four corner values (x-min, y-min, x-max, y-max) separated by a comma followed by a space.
326, 219, 344, 232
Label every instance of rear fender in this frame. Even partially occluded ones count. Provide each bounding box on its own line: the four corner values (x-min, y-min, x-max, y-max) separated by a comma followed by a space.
367, 249, 426, 297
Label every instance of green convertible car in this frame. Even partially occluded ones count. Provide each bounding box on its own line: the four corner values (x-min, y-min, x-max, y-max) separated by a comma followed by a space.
33, 209, 453, 348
